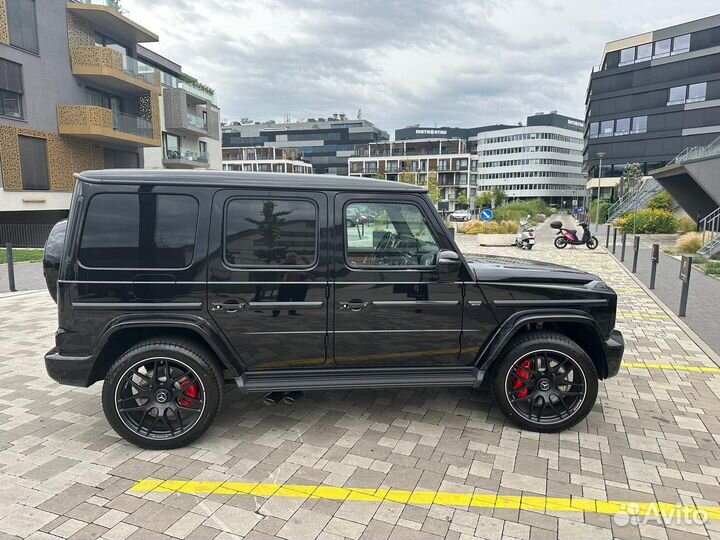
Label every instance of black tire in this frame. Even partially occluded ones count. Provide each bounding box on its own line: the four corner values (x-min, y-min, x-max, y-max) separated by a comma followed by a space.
587, 236, 599, 250
102, 337, 223, 450
491, 331, 598, 432
554, 236, 567, 249
526, 244, 533, 250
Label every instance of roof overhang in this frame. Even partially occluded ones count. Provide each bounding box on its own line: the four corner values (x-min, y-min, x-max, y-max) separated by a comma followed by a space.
67, 3, 158, 43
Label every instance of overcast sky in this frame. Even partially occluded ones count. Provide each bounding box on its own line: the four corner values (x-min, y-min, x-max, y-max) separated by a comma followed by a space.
124, 0, 718, 134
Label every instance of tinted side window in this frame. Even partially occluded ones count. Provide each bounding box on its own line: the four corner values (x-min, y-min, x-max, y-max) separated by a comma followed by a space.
80, 193, 198, 268
224, 199, 317, 267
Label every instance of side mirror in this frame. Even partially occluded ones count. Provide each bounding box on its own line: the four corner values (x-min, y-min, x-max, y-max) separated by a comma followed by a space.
438, 249, 461, 265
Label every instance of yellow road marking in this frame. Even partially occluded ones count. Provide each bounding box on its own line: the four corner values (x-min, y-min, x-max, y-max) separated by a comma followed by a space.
130, 480, 719, 519
624, 362, 720, 373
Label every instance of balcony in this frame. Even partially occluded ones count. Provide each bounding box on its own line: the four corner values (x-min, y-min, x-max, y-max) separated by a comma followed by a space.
187, 113, 207, 131
57, 105, 160, 147
163, 88, 218, 139
70, 46, 160, 93
178, 81, 217, 105
67, 1, 158, 44
162, 147, 209, 169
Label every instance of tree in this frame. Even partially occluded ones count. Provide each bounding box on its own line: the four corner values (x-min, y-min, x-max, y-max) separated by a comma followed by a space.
620, 162, 643, 198
475, 192, 493, 209
399, 171, 416, 185
245, 201, 293, 264
426, 170, 440, 205
455, 191, 469, 209
491, 189, 508, 207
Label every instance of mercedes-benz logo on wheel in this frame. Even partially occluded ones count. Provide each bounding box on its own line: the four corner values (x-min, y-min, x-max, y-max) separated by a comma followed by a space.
538, 379, 551, 391
155, 390, 170, 404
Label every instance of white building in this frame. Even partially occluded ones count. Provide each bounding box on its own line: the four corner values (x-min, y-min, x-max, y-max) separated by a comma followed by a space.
469, 118, 586, 206
223, 147, 313, 174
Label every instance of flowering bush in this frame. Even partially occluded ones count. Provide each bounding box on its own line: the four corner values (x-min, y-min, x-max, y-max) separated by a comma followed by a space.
458, 219, 518, 234
613, 209, 678, 233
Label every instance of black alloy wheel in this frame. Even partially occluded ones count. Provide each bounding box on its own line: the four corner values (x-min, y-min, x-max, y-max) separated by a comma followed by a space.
587, 236, 599, 250
102, 338, 222, 449
554, 236, 568, 249
491, 332, 598, 432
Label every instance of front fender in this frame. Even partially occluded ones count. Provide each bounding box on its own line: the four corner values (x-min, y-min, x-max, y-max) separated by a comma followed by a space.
476, 309, 608, 374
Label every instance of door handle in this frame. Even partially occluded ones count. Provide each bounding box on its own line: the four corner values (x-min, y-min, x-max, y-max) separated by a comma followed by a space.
339, 300, 368, 312
211, 300, 244, 313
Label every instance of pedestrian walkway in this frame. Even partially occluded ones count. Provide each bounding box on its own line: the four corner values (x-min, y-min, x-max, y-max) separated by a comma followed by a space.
0, 261, 45, 293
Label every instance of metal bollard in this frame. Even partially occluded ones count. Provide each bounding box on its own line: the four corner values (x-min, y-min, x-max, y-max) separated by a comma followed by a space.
620, 233, 627, 262
612, 228, 617, 254
631, 236, 640, 273
447, 226, 455, 239
678, 256, 692, 317
605, 225, 611, 249
5, 243, 16, 293
649, 243, 659, 289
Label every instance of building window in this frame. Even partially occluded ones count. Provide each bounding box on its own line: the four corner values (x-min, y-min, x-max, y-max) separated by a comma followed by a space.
667, 85, 687, 105
636, 43, 653, 62
163, 132, 180, 159
654, 38, 671, 58
0, 58, 24, 118
79, 194, 198, 269
615, 118, 630, 136
199, 140, 207, 154
619, 47, 635, 66
7, 0, 38, 53
18, 135, 48, 190
671, 34, 691, 55
589, 122, 599, 139
599, 120, 614, 137
687, 82, 707, 103
224, 199, 317, 267
631, 116, 647, 134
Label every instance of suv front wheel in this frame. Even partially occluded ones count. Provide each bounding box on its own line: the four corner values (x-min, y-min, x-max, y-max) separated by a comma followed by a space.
491, 331, 598, 432
101, 338, 223, 449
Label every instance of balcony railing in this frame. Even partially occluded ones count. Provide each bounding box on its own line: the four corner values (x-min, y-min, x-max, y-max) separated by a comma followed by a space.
187, 113, 207, 131
124, 55, 157, 86
71, 0, 121, 11
178, 81, 217, 104
113, 110, 153, 138
70, 46, 159, 89
164, 147, 209, 163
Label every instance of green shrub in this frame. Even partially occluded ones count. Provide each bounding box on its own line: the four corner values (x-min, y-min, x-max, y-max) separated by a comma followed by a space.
677, 216, 696, 233
492, 199, 549, 223
675, 232, 702, 253
706, 261, 720, 276
613, 208, 678, 234
589, 199, 610, 224
647, 191, 673, 211
458, 219, 518, 234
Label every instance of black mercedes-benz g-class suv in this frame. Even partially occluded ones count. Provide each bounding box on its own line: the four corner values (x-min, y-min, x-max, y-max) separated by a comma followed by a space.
44, 170, 623, 449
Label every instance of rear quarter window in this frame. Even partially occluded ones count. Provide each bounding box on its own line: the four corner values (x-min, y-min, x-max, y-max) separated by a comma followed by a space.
79, 193, 198, 269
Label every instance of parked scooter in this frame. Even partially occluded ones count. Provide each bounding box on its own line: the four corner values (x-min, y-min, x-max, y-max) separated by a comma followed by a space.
550, 220, 598, 250
515, 214, 535, 250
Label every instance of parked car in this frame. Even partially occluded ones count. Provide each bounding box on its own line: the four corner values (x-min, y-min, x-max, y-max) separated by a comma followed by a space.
449, 209, 472, 222
44, 170, 623, 449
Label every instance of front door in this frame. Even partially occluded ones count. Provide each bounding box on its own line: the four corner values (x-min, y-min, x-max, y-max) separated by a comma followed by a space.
333, 194, 466, 367
208, 190, 329, 370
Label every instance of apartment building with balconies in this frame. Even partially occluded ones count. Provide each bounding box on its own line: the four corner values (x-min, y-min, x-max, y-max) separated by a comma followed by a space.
0, 0, 165, 244
222, 146, 312, 174
137, 46, 221, 171
348, 139, 472, 212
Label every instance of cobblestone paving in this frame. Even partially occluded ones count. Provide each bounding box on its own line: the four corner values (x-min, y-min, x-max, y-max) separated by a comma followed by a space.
1, 235, 720, 539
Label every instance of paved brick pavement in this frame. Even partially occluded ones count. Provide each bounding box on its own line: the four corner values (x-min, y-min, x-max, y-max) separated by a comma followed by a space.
0, 262, 45, 294
1, 230, 720, 539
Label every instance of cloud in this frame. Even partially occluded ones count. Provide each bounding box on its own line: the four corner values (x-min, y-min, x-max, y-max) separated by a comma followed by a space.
124, 0, 719, 135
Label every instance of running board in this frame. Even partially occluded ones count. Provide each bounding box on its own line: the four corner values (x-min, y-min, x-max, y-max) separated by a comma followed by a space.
235, 366, 483, 393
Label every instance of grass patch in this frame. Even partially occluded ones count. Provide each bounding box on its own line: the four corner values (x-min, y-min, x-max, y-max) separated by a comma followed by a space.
0, 248, 44, 264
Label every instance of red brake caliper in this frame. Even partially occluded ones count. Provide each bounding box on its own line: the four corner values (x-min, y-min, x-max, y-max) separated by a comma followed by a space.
512, 358, 532, 399
178, 379, 199, 407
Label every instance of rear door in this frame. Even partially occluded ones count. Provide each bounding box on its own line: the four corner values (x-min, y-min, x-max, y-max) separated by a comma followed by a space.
332, 193, 467, 366
207, 190, 329, 370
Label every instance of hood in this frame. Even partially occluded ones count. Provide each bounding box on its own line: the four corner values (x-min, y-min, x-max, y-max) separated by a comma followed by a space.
465, 254, 599, 284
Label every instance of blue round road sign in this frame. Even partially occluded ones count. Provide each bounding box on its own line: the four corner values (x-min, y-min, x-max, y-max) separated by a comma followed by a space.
480, 209, 493, 222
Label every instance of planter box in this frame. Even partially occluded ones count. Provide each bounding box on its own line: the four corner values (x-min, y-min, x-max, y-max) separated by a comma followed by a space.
477, 233, 515, 246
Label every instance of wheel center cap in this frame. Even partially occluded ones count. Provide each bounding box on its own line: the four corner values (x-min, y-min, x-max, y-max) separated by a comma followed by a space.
538, 379, 551, 392
155, 389, 170, 404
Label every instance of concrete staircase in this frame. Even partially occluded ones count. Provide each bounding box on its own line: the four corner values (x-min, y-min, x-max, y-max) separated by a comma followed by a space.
607, 177, 664, 222
699, 207, 720, 259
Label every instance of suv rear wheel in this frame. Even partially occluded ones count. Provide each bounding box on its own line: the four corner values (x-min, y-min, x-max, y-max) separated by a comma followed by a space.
491, 331, 598, 432
101, 338, 223, 449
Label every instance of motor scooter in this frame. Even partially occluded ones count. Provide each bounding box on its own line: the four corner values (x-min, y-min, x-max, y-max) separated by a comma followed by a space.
550, 220, 598, 250
514, 214, 535, 250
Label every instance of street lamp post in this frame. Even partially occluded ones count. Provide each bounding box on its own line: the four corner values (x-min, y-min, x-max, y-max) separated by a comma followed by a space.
595, 152, 606, 232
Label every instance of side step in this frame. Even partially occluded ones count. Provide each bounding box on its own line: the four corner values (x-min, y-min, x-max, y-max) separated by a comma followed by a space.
235, 366, 483, 393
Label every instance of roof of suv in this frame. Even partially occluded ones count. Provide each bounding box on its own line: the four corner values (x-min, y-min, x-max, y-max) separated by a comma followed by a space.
75, 169, 428, 193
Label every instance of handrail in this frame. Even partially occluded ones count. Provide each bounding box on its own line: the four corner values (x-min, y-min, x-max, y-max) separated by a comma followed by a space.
667, 135, 720, 166
700, 207, 720, 248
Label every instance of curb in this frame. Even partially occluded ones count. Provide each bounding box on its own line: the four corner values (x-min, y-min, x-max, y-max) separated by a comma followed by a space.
0, 288, 47, 299
603, 246, 720, 367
